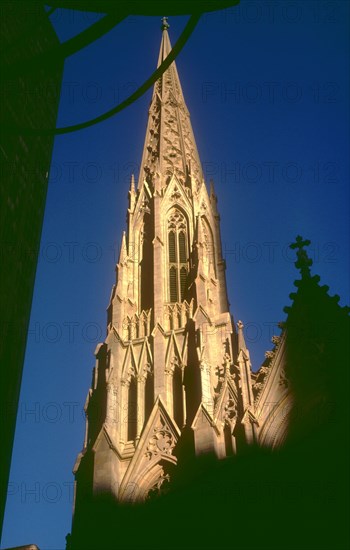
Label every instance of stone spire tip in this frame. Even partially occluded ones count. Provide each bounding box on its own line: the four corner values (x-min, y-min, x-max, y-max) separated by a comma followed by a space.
161, 16, 170, 31
237, 320, 248, 352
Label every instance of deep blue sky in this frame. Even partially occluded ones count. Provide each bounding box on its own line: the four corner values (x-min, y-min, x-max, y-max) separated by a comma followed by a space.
2, 3, 349, 549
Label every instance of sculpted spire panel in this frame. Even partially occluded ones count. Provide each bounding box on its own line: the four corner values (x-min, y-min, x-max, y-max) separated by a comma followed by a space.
138, 19, 203, 190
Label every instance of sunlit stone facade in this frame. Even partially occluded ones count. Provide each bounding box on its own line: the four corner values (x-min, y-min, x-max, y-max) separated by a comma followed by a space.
72, 19, 292, 512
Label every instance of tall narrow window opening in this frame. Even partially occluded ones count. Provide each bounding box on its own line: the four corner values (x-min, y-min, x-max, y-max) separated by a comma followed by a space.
224, 423, 234, 456
127, 377, 137, 441
140, 214, 153, 311
145, 372, 153, 424
173, 365, 184, 428
168, 209, 188, 303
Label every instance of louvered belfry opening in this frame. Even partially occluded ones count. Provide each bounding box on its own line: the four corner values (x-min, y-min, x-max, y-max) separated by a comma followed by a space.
168, 208, 188, 303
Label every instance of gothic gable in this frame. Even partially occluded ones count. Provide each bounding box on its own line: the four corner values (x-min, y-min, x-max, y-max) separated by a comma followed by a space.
213, 378, 238, 431
191, 401, 219, 435
164, 331, 183, 373
121, 344, 137, 383
137, 339, 153, 379
193, 304, 211, 325
254, 332, 289, 417
119, 396, 180, 501
163, 173, 192, 212
253, 332, 294, 447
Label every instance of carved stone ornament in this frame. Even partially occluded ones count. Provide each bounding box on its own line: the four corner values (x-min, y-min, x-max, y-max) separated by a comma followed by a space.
279, 367, 289, 388
253, 382, 264, 395
170, 186, 182, 202
128, 364, 136, 377
216, 364, 225, 381
121, 363, 136, 386
145, 416, 176, 460
138, 190, 151, 215
223, 396, 237, 425
165, 356, 180, 376
223, 352, 231, 374
168, 209, 186, 230
106, 383, 118, 397
142, 362, 152, 378
146, 470, 171, 500
259, 366, 270, 376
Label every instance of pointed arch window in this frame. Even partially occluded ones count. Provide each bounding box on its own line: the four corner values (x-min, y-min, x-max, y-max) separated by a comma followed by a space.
167, 209, 188, 303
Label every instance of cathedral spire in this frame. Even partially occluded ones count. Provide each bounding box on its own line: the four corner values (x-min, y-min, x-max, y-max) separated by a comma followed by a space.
157, 17, 172, 67
138, 18, 203, 190
72, 21, 242, 529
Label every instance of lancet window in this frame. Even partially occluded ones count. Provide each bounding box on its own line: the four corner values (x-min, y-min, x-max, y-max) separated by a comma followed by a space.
167, 209, 188, 303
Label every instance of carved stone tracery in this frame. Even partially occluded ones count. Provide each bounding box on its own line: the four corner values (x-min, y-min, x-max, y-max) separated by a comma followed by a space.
145, 416, 176, 460
223, 395, 237, 426
279, 367, 289, 388
168, 208, 186, 231
146, 471, 171, 500
170, 186, 182, 202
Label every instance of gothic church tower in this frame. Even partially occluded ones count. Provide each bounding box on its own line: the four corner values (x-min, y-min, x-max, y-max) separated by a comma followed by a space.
69, 19, 349, 550
72, 18, 258, 512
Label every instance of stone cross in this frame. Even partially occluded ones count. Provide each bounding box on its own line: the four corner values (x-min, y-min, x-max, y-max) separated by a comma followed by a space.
290, 235, 313, 277
161, 16, 170, 30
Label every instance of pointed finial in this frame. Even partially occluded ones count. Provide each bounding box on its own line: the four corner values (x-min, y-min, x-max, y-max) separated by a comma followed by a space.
209, 179, 216, 197
128, 174, 136, 210
209, 179, 218, 211
290, 235, 313, 278
237, 320, 247, 351
161, 16, 170, 31
118, 231, 128, 264
187, 159, 192, 179
196, 214, 205, 244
